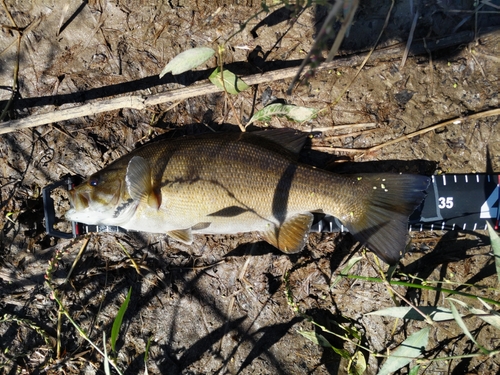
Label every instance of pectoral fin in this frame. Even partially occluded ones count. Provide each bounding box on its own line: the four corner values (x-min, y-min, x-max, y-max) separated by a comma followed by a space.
261, 213, 313, 254
168, 228, 193, 244
126, 156, 161, 209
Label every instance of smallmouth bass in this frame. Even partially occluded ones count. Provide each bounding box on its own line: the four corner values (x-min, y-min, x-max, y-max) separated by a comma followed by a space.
66, 129, 429, 264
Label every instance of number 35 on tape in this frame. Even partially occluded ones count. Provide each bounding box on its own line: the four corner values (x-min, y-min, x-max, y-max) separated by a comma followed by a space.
410, 174, 500, 231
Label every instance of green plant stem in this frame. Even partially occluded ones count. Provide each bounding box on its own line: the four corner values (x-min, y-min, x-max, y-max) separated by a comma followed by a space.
57, 309, 62, 359
342, 274, 500, 307
0, 314, 54, 351
47, 286, 124, 375
399, 272, 497, 291
422, 350, 500, 361
216, 46, 245, 131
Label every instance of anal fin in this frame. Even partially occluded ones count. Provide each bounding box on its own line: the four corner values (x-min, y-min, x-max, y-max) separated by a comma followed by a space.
261, 213, 313, 254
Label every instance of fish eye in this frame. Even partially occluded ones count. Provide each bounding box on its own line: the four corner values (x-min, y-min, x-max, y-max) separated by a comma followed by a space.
89, 176, 99, 187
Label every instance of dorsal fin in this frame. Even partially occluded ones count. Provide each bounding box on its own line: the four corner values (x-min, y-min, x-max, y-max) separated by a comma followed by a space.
252, 128, 308, 156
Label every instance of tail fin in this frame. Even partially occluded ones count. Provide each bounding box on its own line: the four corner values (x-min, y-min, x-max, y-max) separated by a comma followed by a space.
344, 174, 430, 265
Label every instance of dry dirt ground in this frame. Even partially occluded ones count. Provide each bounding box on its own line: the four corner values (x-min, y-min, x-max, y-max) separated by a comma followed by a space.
1, 1, 500, 374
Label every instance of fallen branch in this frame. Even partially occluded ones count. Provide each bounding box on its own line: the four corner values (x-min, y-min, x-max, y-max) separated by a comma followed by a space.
314, 108, 500, 154
0, 30, 476, 135
365, 108, 500, 153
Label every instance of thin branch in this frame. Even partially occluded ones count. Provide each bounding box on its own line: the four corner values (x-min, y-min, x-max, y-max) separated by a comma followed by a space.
321, 127, 380, 140
0, 30, 478, 135
312, 108, 500, 154
309, 123, 377, 132
326, 0, 359, 62
217, 46, 245, 132
365, 108, 500, 153
400, 10, 419, 70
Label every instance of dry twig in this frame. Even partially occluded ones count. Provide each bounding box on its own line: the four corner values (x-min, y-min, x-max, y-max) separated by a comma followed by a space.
314, 108, 500, 154
0, 29, 477, 135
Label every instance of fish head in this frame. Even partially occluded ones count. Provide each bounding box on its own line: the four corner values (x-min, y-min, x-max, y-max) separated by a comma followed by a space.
65, 166, 137, 226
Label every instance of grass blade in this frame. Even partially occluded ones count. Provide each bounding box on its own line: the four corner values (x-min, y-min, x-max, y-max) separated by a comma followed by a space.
367, 306, 456, 322
377, 327, 429, 375
449, 300, 490, 355
144, 335, 153, 375
103, 331, 111, 375
159, 47, 215, 77
298, 330, 351, 359
448, 297, 500, 331
111, 287, 132, 353
298, 330, 332, 348
487, 222, 500, 284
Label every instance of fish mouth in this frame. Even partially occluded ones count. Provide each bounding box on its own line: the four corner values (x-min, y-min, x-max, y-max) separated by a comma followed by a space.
68, 189, 90, 211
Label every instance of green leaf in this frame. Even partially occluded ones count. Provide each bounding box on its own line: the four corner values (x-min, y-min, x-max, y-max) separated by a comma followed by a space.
144, 335, 152, 375
377, 327, 429, 375
298, 330, 351, 360
331, 346, 352, 361
209, 67, 249, 94
349, 350, 367, 375
144, 335, 152, 362
159, 47, 215, 77
448, 298, 500, 331
246, 103, 318, 126
408, 365, 420, 375
298, 330, 332, 348
111, 287, 132, 352
487, 222, 500, 284
344, 324, 362, 342
449, 300, 490, 355
367, 306, 455, 322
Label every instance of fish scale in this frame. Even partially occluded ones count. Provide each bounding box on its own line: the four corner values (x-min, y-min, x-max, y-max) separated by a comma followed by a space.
155, 139, 355, 230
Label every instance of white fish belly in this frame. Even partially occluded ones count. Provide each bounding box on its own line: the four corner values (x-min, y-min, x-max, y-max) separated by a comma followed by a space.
121, 204, 288, 236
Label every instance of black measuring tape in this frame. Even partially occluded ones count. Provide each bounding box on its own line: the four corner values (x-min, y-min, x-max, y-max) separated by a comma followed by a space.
43, 173, 500, 239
